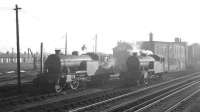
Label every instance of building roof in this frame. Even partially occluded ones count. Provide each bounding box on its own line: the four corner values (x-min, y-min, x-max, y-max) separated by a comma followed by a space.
138, 40, 187, 46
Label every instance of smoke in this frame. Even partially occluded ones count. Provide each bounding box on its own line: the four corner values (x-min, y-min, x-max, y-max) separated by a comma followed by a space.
140, 50, 153, 55
127, 41, 153, 56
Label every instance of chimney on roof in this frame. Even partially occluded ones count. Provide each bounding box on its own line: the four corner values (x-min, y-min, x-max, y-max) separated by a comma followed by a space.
55, 50, 61, 55
175, 37, 180, 43
72, 51, 79, 56
149, 32, 153, 41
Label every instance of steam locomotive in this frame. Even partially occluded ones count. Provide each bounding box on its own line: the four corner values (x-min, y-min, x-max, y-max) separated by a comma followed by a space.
33, 50, 165, 93
115, 51, 165, 85
33, 50, 113, 93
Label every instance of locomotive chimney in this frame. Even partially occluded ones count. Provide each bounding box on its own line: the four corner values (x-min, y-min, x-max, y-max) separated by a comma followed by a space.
174, 37, 179, 43
149, 32, 153, 41
55, 50, 61, 55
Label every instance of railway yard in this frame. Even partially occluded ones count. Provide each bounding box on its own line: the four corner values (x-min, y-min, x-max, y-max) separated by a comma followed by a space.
0, 69, 200, 112
2, 1, 200, 112
0, 40, 200, 112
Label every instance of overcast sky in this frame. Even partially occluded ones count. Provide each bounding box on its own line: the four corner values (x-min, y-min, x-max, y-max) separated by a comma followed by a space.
0, 0, 200, 54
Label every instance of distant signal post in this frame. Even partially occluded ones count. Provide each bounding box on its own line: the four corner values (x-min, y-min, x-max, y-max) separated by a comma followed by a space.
14, 4, 22, 92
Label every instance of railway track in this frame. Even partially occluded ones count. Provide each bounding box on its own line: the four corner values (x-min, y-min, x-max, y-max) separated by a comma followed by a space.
7, 72, 199, 112
0, 87, 115, 112
108, 81, 200, 112
0, 90, 62, 111
69, 74, 200, 112
165, 87, 200, 112
11, 87, 132, 112
132, 80, 200, 112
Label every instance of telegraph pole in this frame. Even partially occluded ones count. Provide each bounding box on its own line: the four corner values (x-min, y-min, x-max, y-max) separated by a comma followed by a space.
14, 4, 22, 93
12, 48, 14, 63
95, 34, 97, 53
40, 43, 43, 73
65, 32, 67, 55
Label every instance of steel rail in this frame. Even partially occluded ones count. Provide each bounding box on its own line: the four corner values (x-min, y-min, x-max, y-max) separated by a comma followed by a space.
103, 80, 199, 112
164, 89, 200, 112
134, 80, 200, 112
69, 72, 200, 112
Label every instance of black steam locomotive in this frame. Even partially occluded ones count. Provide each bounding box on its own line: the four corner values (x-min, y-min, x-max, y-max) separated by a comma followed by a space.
33, 50, 113, 93
33, 50, 164, 93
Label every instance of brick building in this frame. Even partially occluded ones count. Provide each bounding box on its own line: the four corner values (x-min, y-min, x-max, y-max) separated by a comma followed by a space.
188, 43, 200, 67
137, 33, 187, 72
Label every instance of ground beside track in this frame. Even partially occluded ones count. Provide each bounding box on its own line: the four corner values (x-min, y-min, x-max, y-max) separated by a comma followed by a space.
0, 63, 40, 73
0, 70, 38, 98
0, 70, 38, 86
183, 92, 200, 112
